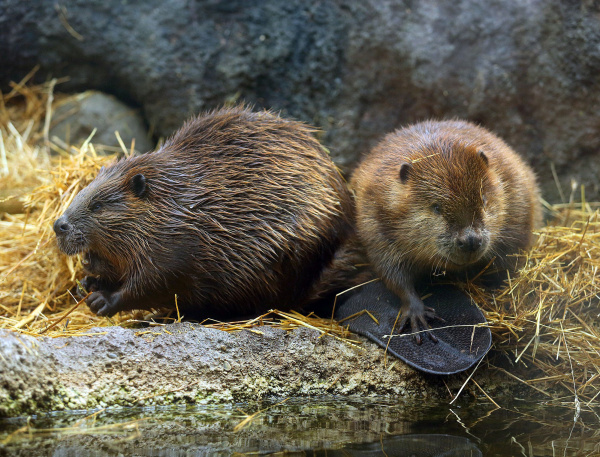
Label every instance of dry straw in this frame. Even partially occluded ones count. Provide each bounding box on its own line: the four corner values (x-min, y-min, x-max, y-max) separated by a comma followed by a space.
1, 78, 599, 404
474, 200, 600, 405
0, 74, 119, 337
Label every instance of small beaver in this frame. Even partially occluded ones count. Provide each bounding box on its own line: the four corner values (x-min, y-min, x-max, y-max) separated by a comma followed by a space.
53, 106, 353, 317
351, 120, 541, 343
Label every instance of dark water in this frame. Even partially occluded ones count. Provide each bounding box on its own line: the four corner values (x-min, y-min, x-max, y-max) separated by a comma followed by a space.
1, 398, 599, 456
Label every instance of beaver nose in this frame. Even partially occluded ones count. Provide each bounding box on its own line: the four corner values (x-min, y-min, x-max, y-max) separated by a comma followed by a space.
457, 232, 483, 253
53, 217, 72, 235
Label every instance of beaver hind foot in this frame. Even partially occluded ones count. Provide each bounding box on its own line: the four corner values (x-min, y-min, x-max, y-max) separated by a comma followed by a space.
398, 302, 444, 345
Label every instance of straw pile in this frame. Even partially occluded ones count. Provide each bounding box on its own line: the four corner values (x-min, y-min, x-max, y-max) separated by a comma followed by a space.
0, 75, 126, 336
474, 201, 600, 405
1, 78, 599, 403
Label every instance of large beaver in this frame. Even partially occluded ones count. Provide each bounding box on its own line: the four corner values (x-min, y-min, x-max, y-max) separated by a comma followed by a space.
350, 120, 541, 343
53, 106, 353, 317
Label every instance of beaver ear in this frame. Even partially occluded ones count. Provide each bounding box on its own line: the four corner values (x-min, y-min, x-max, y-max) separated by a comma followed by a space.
478, 150, 489, 166
399, 162, 412, 183
131, 174, 147, 198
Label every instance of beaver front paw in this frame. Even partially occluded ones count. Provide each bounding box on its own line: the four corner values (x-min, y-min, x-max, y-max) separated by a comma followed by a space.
79, 276, 100, 296
87, 290, 124, 317
79, 276, 120, 299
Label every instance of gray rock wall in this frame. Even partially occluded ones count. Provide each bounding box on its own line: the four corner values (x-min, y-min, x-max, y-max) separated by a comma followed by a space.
2, 0, 600, 200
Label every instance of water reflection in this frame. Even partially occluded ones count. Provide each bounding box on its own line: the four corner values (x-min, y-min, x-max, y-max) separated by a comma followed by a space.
0, 398, 598, 456
317, 434, 482, 456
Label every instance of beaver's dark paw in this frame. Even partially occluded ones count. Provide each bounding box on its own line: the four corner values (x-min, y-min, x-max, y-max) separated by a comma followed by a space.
79, 276, 100, 295
79, 276, 120, 299
86, 290, 123, 317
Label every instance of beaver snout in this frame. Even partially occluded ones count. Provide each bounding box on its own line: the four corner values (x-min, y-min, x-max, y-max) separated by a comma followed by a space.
447, 228, 489, 266
53, 215, 87, 255
53, 216, 72, 236
456, 230, 483, 253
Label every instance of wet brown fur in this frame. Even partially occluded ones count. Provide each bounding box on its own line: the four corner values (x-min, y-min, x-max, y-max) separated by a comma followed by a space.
54, 106, 353, 317
350, 120, 541, 340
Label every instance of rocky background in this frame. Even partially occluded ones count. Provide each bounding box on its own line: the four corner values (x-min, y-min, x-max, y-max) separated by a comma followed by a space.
2, 0, 600, 201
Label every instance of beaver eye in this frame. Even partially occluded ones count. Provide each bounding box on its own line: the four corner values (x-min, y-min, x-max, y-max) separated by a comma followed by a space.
482, 195, 488, 208
431, 203, 442, 215
90, 201, 103, 213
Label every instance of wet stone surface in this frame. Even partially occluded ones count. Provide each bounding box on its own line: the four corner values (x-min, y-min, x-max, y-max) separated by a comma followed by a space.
0, 324, 464, 417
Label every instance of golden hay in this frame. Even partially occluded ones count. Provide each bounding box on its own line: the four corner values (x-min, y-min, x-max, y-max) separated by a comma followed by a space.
474, 202, 600, 404
1, 79, 600, 404
0, 76, 131, 336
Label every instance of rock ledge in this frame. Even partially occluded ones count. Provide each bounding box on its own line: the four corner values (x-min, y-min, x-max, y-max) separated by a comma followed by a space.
0, 325, 454, 417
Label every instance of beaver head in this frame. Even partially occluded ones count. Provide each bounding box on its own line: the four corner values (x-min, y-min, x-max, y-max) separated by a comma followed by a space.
389, 140, 507, 271
53, 160, 155, 278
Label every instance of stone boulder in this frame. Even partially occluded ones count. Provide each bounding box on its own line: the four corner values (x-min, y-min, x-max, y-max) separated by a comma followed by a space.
50, 91, 154, 153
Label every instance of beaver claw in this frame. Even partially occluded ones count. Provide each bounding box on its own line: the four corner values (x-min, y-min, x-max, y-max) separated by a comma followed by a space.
398, 306, 445, 345
86, 290, 123, 317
